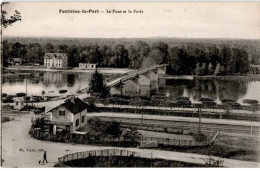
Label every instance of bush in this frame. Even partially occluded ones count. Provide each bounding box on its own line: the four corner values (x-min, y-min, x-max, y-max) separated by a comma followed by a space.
193, 133, 207, 142
202, 101, 216, 107
176, 97, 190, 101
199, 97, 213, 102
225, 102, 241, 108
3, 95, 14, 103
221, 99, 235, 103
176, 100, 192, 107
2, 117, 10, 122
243, 99, 259, 105
16, 92, 26, 97
59, 90, 67, 94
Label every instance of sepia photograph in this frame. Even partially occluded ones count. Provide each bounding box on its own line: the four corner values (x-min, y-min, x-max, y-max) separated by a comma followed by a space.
1, 1, 260, 168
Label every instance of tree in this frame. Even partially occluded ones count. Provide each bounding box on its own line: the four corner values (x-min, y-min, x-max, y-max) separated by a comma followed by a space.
2, 40, 11, 67
208, 63, 214, 75
89, 45, 103, 66
67, 45, 79, 67
89, 70, 110, 98
112, 44, 129, 68
152, 41, 169, 64
104, 121, 122, 138
199, 63, 206, 76
214, 63, 221, 76
44, 43, 55, 53
1, 2, 21, 28
100, 45, 113, 67
147, 49, 164, 64
195, 63, 201, 76
128, 45, 141, 68
9, 42, 27, 63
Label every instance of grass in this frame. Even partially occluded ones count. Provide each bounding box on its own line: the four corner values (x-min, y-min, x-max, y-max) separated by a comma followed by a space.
2, 116, 14, 123
59, 156, 205, 167
157, 134, 260, 162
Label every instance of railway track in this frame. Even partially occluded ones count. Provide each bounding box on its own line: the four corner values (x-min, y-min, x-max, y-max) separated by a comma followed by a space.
91, 115, 260, 136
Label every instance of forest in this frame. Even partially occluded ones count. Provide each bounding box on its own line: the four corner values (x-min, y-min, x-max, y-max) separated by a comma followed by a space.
2, 37, 260, 76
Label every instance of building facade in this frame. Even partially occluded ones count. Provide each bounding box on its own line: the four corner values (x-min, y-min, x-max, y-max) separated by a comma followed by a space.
44, 53, 68, 68
48, 97, 89, 134
13, 97, 24, 110
79, 63, 96, 69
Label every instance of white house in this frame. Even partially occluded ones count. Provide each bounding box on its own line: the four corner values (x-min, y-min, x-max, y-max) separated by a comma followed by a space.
79, 63, 96, 69
44, 53, 68, 68
13, 97, 25, 110
47, 97, 89, 134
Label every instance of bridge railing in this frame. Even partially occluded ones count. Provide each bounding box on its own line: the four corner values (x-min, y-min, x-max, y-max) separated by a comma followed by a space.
107, 64, 168, 87
58, 149, 140, 166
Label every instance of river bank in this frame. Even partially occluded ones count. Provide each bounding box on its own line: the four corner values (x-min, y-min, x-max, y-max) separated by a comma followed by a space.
5, 66, 134, 75
162, 74, 260, 81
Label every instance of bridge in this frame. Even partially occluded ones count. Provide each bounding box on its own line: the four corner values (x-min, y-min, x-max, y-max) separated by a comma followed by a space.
106, 64, 168, 87
106, 64, 168, 96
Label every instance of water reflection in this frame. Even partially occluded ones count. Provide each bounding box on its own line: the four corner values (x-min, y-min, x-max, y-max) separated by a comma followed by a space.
2, 71, 94, 96
2, 71, 260, 105
166, 79, 260, 104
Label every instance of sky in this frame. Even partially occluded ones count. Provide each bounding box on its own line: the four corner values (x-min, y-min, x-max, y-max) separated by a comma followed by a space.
2, 2, 260, 39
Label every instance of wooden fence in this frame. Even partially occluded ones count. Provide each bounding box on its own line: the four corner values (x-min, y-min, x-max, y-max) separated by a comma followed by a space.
96, 103, 260, 115
142, 136, 210, 147
57, 149, 140, 167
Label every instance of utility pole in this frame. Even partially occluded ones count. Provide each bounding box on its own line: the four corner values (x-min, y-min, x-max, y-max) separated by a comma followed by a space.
198, 107, 201, 133
25, 78, 28, 107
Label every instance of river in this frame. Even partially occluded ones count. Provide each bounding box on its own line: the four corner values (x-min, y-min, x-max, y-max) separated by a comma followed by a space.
2, 71, 260, 105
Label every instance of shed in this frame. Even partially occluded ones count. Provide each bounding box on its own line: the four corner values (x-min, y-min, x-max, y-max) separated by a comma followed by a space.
13, 97, 25, 110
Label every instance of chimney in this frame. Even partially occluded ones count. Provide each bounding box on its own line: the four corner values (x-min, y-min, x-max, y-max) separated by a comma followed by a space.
70, 96, 75, 104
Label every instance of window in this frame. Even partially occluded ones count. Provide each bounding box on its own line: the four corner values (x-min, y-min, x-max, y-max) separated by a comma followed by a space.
76, 119, 79, 127
59, 110, 65, 115
82, 116, 85, 123
16, 102, 19, 105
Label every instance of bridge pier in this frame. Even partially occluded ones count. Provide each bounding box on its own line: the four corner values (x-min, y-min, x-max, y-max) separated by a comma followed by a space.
108, 64, 168, 97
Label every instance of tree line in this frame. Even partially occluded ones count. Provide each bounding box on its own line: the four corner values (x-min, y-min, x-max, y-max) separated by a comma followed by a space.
3, 40, 251, 75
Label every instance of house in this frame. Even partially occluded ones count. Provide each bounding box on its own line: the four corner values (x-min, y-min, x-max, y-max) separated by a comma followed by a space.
47, 97, 89, 134
12, 58, 22, 65
13, 97, 24, 110
44, 53, 68, 68
79, 63, 96, 69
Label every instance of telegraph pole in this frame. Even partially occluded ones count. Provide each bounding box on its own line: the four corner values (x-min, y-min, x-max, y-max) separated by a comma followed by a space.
198, 107, 201, 133
25, 78, 28, 107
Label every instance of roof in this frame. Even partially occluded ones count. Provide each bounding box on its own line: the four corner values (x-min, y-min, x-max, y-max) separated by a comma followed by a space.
44, 53, 68, 60
13, 97, 24, 101
48, 97, 90, 114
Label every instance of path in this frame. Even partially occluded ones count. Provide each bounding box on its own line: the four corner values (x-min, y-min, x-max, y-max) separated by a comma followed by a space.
1, 113, 259, 167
